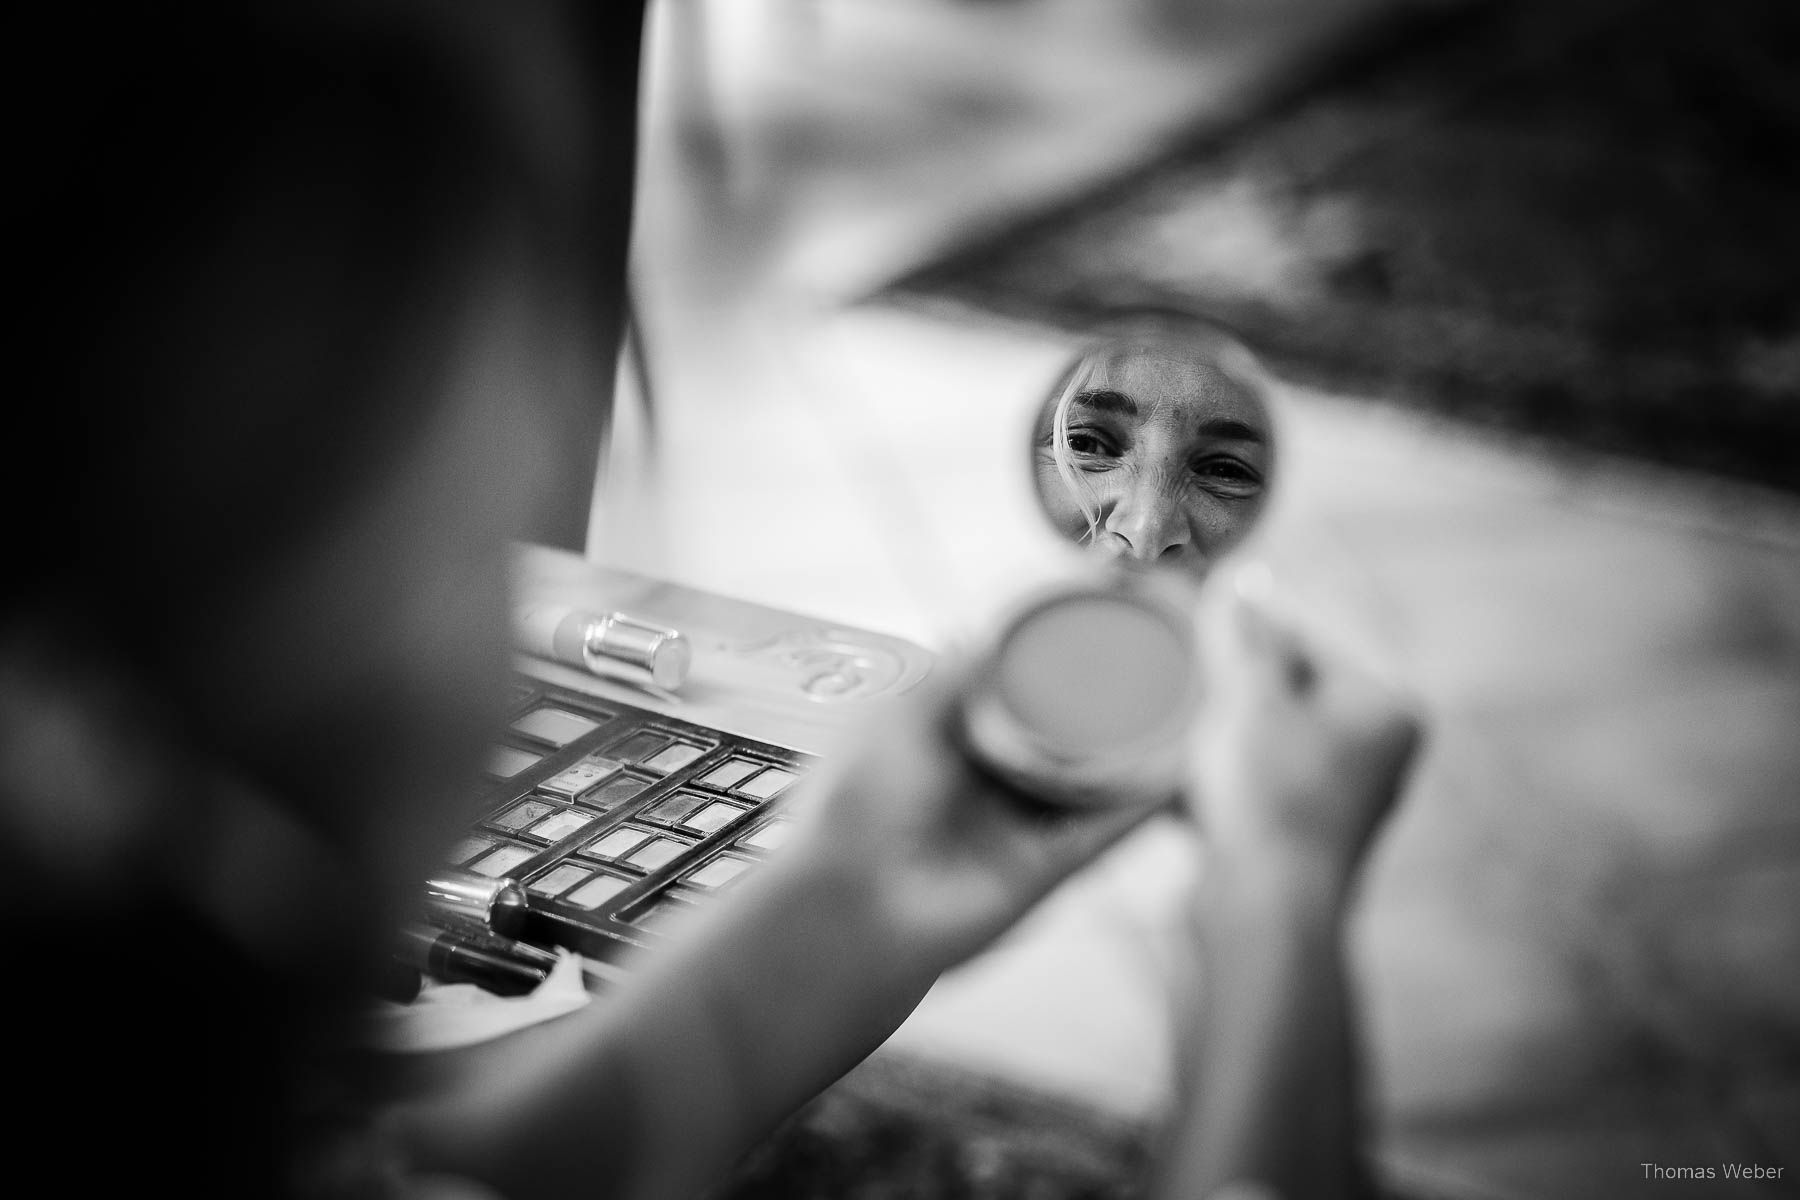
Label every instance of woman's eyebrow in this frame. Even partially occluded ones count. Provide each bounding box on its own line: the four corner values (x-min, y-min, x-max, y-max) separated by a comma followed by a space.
1073, 389, 1135, 415
1196, 417, 1266, 444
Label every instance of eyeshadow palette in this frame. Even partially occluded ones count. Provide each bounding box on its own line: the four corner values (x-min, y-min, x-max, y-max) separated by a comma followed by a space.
445, 675, 812, 968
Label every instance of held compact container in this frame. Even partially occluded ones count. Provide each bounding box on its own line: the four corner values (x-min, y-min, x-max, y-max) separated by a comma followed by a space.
957, 574, 1201, 810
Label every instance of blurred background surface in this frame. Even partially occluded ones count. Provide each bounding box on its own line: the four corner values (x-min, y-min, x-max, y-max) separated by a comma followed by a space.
589, 2, 1800, 1196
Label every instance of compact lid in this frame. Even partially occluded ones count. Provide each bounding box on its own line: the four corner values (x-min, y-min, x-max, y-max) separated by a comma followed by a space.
994, 591, 1194, 754
961, 581, 1200, 808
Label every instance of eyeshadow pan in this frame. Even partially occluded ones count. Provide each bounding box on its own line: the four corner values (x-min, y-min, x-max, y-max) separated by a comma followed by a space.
643, 742, 706, 773
469, 844, 535, 878
510, 706, 602, 747
587, 827, 651, 860
460, 678, 824, 965
624, 837, 686, 871
642, 791, 708, 825
538, 756, 620, 801
528, 863, 593, 897
565, 874, 632, 910
485, 746, 544, 780
739, 820, 793, 851
699, 759, 759, 789
607, 731, 671, 764
446, 835, 497, 865
633, 900, 695, 933
586, 772, 654, 808
491, 798, 557, 831
682, 801, 745, 834
686, 856, 751, 889
528, 808, 599, 842
737, 767, 797, 800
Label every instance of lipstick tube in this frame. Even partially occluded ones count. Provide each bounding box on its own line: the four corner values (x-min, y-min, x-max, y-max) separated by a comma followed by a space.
395, 920, 560, 997
422, 866, 529, 937
513, 603, 691, 692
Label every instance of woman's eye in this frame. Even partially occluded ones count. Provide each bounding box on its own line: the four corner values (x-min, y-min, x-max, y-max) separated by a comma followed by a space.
1065, 428, 1118, 457
1193, 457, 1263, 492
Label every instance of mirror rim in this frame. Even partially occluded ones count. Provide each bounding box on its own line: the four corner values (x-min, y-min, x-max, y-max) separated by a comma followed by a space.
1025, 311, 1281, 587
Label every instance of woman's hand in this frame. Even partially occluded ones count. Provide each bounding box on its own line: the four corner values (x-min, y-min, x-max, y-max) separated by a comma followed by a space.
1151, 576, 1424, 1200
786, 656, 1159, 977
1188, 573, 1424, 901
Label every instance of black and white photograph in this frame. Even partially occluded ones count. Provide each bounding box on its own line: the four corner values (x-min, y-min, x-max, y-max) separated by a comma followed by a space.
7, 2, 1797, 1198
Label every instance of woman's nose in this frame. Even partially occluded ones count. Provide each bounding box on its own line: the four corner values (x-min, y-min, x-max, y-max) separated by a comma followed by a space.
1102, 479, 1190, 563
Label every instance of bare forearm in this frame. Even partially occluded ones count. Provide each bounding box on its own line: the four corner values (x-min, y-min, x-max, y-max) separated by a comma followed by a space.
399, 843, 940, 1200
391, 663, 1156, 1200
1152, 862, 1373, 1200
601, 849, 941, 1199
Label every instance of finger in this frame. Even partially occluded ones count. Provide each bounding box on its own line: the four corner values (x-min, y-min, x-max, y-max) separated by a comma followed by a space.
1226, 564, 1423, 717
1290, 605, 1425, 746
985, 792, 1162, 903
1199, 568, 1317, 700
1233, 591, 1317, 696
837, 653, 976, 785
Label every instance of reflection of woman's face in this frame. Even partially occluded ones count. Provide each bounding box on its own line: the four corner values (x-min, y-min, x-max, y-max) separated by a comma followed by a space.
1035, 343, 1272, 580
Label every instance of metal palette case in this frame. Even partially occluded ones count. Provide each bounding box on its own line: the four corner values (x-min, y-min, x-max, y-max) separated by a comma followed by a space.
451, 676, 813, 966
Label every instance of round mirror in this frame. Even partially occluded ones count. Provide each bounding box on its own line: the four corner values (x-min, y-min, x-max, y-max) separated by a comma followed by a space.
1030, 314, 1277, 585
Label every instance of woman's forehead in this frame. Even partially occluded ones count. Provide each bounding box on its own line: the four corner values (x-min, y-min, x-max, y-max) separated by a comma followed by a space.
1085, 344, 1267, 432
